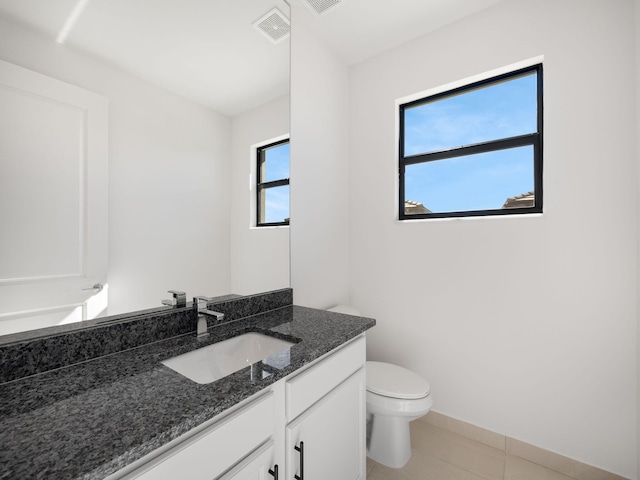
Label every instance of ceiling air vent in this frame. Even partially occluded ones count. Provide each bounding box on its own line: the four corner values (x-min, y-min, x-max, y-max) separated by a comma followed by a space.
253, 8, 290, 44
300, 0, 343, 16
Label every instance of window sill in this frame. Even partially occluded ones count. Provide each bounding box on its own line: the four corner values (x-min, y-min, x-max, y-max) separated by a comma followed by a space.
250, 225, 290, 230
395, 212, 543, 224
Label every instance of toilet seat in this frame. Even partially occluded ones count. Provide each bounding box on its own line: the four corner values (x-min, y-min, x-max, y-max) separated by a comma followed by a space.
366, 361, 430, 399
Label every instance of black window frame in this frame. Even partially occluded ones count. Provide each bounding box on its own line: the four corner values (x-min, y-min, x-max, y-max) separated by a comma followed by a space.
399, 64, 543, 220
256, 138, 290, 227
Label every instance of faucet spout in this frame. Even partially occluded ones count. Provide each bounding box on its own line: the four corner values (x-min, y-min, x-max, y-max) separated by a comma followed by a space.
193, 296, 225, 339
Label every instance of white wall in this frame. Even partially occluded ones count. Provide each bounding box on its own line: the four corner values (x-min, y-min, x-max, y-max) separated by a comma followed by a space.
0, 17, 232, 314
636, 0, 640, 477
290, 6, 350, 308
230, 95, 290, 295
348, 0, 637, 477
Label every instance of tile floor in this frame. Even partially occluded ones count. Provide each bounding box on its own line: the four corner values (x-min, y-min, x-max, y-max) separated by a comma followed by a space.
366, 419, 592, 480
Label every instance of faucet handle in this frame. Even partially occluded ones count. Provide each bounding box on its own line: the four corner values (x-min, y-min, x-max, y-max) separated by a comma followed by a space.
193, 296, 225, 321
162, 290, 187, 308
193, 295, 212, 311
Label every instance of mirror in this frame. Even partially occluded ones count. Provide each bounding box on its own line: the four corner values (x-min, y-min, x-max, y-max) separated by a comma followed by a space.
0, 0, 290, 339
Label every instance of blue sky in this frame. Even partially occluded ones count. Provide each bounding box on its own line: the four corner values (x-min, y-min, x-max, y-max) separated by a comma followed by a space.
262, 142, 290, 223
263, 142, 289, 182
403, 72, 537, 213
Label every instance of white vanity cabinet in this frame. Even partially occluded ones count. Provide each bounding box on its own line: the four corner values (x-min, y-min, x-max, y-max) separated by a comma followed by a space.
115, 334, 366, 480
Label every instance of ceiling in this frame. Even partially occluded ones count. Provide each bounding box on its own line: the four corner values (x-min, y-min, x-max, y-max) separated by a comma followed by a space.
0, 0, 506, 117
0, 0, 291, 116
291, 0, 507, 66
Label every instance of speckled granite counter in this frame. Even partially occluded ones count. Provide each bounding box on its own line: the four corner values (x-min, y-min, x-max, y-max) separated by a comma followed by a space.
0, 305, 375, 480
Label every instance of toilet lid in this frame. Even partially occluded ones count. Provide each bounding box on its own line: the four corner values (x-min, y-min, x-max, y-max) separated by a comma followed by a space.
366, 361, 430, 399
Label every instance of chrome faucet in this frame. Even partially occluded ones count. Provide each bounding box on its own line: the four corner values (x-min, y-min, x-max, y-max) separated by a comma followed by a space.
193, 296, 225, 339
162, 290, 187, 308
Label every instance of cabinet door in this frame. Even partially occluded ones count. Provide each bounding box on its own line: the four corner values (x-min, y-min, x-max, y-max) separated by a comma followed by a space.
286, 369, 365, 480
220, 441, 278, 480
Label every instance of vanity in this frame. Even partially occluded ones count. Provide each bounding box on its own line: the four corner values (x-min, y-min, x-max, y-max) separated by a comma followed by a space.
0, 289, 375, 479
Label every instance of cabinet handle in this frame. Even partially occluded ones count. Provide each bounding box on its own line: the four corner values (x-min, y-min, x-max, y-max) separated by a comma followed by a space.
82, 283, 103, 293
268, 464, 278, 479
294, 441, 304, 480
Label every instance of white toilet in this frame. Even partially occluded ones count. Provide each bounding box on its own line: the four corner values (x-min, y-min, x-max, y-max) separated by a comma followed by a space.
327, 306, 433, 469
365, 361, 432, 468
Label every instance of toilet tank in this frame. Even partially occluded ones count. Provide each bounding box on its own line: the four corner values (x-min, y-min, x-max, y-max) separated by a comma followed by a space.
327, 305, 362, 316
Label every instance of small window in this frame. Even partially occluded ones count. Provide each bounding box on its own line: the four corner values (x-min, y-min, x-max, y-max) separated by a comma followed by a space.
257, 139, 290, 226
399, 64, 543, 220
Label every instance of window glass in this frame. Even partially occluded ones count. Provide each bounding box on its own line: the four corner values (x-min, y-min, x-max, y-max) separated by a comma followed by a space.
404, 72, 538, 156
259, 185, 289, 224
404, 146, 534, 214
262, 142, 290, 182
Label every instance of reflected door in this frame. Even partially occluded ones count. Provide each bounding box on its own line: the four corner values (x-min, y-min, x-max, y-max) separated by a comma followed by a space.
0, 60, 108, 335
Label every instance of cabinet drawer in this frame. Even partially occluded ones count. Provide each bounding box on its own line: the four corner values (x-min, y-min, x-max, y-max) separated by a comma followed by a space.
286, 335, 365, 422
218, 440, 276, 480
129, 392, 275, 480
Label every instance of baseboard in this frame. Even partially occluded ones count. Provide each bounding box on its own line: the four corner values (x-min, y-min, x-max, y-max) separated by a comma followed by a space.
420, 411, 628, 480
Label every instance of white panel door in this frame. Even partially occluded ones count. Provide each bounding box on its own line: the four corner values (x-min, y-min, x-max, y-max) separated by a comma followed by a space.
0, 59, 108, 335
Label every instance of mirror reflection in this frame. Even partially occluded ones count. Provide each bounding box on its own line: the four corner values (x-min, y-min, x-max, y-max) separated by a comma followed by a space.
0, 0, 290, 337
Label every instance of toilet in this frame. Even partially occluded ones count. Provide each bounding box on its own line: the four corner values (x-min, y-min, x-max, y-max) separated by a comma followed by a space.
365, 361, 432, 468
327, 306, 433, 469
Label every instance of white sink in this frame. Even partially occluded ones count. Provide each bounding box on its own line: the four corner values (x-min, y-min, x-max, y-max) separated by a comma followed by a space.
161, 332, 295, 384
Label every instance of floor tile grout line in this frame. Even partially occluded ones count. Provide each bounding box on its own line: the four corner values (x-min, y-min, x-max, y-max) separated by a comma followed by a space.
507, 453, 588, 480
423, 415, 622, 480
369, 420, 604, 480
412, 423, 507, 480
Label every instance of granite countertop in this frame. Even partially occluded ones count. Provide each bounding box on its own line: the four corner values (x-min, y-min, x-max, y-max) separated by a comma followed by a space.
0, 305, 375, 480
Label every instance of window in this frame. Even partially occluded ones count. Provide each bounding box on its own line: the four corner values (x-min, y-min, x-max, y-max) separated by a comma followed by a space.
399, 64, 543, 220
257, 138, 290, 226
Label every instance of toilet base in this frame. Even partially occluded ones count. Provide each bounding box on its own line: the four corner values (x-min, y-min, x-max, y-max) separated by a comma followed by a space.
367, 413, 412, 469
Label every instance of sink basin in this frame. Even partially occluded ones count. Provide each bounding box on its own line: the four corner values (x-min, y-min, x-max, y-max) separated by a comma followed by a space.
161, 332, 295, 384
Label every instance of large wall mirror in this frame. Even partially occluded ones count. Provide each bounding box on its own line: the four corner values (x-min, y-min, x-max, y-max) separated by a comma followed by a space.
0, 0, 290, 339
